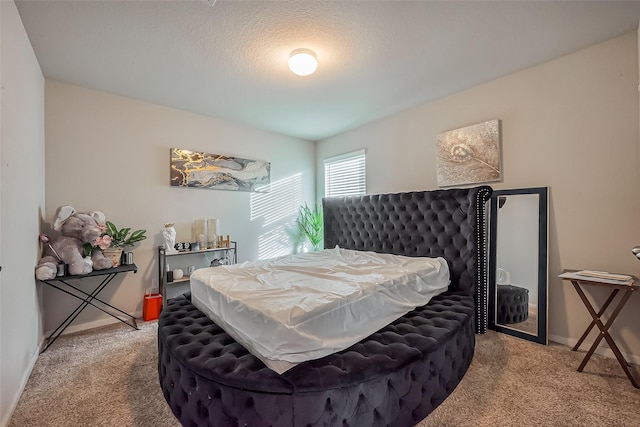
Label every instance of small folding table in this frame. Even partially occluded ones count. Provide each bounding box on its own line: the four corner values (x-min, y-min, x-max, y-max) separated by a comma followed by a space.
560, 270, 639, 388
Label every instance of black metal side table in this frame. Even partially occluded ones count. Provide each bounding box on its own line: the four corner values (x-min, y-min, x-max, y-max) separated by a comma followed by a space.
38, 263, 138, 352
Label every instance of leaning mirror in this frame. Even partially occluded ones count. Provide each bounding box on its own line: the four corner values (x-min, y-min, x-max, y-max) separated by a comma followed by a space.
488, 187, 548, 344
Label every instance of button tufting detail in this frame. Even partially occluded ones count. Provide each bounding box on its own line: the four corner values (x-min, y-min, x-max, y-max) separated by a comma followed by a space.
157, 186, 490, 427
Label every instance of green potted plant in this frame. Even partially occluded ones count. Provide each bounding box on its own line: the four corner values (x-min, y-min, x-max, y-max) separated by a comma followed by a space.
86, 222, 147, 267
105, 221, 147, 248
296, 203, 323, 251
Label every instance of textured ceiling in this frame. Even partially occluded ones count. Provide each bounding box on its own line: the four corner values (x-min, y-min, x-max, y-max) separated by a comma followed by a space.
15, 1, 640, 141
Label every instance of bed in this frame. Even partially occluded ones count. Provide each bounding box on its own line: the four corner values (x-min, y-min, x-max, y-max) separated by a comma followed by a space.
189, 246, 452, 374
158, 185, 491, 426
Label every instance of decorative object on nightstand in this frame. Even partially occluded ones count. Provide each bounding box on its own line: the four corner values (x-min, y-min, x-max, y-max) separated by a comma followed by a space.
163, 223, 178, 254
194, 219, 207, 250
174, 242, 191, 252
218, 235, 231, 248
207, 218, 219, 248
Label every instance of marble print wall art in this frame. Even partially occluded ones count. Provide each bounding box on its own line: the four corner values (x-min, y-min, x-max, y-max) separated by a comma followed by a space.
170, 148, 270, 192
436, 119, 502, 187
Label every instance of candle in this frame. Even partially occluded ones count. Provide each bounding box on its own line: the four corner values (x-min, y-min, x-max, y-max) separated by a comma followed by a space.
207, 218, 219, 248
194, 219, 207, 248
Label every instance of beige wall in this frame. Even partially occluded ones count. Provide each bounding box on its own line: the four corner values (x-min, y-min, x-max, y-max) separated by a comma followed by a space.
4, 16, 638, 424
317, 32, 640, 362
0, 1, 46, 425
44, 81, 315, 334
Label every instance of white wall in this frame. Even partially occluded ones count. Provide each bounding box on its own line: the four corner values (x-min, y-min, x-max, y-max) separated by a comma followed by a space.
0, 1, 46, 425
43, 81, 315, 334
318, 32, 640, 362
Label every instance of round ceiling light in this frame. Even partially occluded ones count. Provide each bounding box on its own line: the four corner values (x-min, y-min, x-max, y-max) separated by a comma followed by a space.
288, 49, 318, 76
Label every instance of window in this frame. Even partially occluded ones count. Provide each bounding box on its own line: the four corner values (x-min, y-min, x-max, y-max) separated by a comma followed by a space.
323, 149, 366, 198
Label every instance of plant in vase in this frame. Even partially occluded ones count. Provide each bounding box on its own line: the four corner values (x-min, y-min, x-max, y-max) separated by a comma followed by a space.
85, 222, 147, 267
285, 222, 306, 254
296, 203, 323, 251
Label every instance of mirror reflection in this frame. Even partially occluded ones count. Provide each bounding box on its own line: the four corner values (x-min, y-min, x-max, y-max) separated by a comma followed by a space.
489, 187, 548, 344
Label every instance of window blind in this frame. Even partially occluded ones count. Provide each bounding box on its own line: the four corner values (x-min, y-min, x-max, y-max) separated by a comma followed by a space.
323, 149, 366, 198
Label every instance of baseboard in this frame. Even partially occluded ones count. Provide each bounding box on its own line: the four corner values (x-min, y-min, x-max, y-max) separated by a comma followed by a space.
43, 309, 143, 338
549, 334, 640, 366
3, 310, 144, 427
0, 339, 42, 427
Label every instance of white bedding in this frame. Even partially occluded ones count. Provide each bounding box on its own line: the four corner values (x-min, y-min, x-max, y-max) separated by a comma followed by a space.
190, 246, 450, 373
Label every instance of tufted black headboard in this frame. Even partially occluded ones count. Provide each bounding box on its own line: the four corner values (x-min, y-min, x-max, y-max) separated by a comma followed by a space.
323, 186, 492, 333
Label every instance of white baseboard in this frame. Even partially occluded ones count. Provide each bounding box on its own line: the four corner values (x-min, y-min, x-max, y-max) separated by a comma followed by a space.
3, 310, 144, 427
43, 309, 143, 338
0, 339, 42, 427
549, 334, 640, 366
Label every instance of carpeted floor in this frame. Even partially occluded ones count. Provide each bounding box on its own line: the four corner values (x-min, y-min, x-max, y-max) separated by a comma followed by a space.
9, 321, 640, 427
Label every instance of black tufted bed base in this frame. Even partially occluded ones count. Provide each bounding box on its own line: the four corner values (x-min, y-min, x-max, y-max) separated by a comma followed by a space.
158, 186, 491, 427
159, 292, 475, 427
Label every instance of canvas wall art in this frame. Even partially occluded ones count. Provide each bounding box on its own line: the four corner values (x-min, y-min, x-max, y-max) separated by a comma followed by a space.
436, 119, 502, 187
170, 148, 270, 192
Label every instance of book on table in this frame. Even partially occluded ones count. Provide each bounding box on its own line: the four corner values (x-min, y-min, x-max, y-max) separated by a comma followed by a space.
559, 270, 634, 285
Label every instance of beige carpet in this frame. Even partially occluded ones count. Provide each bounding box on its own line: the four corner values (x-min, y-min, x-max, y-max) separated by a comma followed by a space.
9, 322, 640, 427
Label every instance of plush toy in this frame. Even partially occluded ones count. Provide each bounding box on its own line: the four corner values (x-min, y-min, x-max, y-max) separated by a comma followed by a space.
35, 206, 113, 280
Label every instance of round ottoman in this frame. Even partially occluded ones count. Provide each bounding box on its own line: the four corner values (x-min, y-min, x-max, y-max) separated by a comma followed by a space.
497, 284, 529, 324
158, 292, 478, 427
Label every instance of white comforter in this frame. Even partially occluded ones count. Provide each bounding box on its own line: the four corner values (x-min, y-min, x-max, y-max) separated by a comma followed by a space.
190, 246, 449, 373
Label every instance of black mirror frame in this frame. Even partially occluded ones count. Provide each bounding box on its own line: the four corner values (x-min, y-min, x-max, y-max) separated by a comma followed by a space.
488, 187, 548, 345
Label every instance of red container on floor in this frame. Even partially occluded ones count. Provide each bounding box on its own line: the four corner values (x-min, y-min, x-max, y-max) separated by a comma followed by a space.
143, 293, 163, 321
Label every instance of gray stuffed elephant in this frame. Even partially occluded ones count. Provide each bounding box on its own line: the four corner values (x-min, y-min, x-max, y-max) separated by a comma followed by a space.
35, 206, 113, 280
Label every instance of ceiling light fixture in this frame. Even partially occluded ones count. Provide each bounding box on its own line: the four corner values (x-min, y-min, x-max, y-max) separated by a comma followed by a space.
288, 49, 318, 76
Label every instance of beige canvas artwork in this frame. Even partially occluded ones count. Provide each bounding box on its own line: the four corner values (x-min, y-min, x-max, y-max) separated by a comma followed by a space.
436, 119, 502, 187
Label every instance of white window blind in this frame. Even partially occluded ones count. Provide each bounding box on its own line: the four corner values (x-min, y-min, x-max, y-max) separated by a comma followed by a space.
323, 149, 366, 198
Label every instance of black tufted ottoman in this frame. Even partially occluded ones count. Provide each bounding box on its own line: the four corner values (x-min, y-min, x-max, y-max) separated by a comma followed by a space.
158, 291, 477, 427
497, 284, 529, 324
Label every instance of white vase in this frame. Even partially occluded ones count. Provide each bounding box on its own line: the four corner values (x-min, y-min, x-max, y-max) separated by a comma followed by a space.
163, 223, 177, 254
